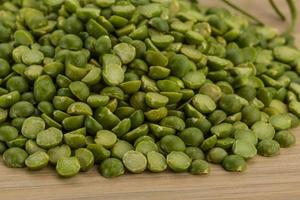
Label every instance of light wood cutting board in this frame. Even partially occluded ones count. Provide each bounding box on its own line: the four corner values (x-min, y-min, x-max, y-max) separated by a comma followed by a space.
1, 1, 300, 200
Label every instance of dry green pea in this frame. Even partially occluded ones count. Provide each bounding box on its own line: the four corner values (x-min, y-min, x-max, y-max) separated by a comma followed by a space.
208, 110, 227, 125
9, 101, 35, 118
21, 117, 45, 139
0, 141, 7, 154
75, 148, 94, 172
0, 91, 20, 108
257, 139, 280, 157
6, 76, 29, 93
242, 105, 261, 126
24, 65, 43, 80
234, 129, 258, 145
25, 151, 49, 170
100, 86, 124, 100
0, 108, 8, 123
0, 58, 10, 78
189, 159, 210, 175
6, 135, 27, 148
288, 100, 300, 118
62, 115, 84, 131
95, 35, 112, 55
64, 133, 86, 149
144, 107, 168, 122
122, 150, 147, 173
148, 66, 170, 80
112, 140, 134, 159
22, 49, 44, 65
48, 145, 71, 165
200, 135, 217, 152
218, 94, 242, 114
0, 125, 19, 142
269, 114, 292, 130
178, 127, 204, 147
59, 34, 83, 50
251, 121, 275, 141
160, 116, 185, 131
36, 127, 63, 149
273, 46, 300, 64
159, 135, 186, 153
167, 151, 191, 172
25, 140, 46, 155
67, 102, 93, 116
211, 123, 234, 138
56, 157, 81, 177
145, 92, 169, 108
38, 101, 54, 116
95, 107, 120, 129
274, 130, 296, 148
169, 54, 196, 78
53, 96, 75, 111
222, 155, 247, 172
147, 151, 167, 173
95, 130, 117, 149
87, 143, 111, 163
119, 80, 142, 94
81, 67, 102, 85
87, 95, 109, 108
3, 147, 28, 168
84, 116, 103, 135
182, 70, 206, 89
145, 51, 168, 67
69, 81, 90, 101
157, 80, 181, 92
34, 75, 56, 102
113, 43, 136, 64
102, 54, 124, 86
112, 118, 131, 138
100, 158, 125, 178
232, 140, 257, 159
123, 124, 149, 142
206, 147, 228, 164
135, 140, 158, 155
185, 147, 205, 160
149, 123, 176, 138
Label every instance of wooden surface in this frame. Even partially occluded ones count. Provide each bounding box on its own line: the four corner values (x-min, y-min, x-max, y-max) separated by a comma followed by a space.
1, 1, 300, 200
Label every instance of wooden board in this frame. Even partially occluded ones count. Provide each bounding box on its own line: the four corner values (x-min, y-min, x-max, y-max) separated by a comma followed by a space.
1, 1, 300, 199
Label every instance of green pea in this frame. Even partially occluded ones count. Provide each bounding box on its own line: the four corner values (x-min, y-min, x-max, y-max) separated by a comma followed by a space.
95, 35, 112, 55
22, 49, 44, 65
160, 135, 186, 153
167, 151, 191, 172
135, 140, 158, 155
9, 101, 35, 118
122, 150, 147, 173
269, 114, 292, 130
56, 157, 81, 177
206, 147, 228, 164
34, 75, 56, 102
36, 127, 63, 149
189, 159, 210, 175
113, 43, 136, 64
38, 101, 54, 116
102, 54, 124, 86
25, 140, 46, 155
178, 127, 204, 147
232, 140, 257, 159
67, 102, 93, 116
211, 123, 234, 138
69, 81, 90, 101
0, 91, 20, 108
219, 94, 242, 114
274, 130, 295, 148
222, 155, 247, 172
200, 135, 217, 152
25, 151, 49, 170
251, 121, 275, 140
0, 125, 19, 142
59, 34, 83, 50
48, 145, 71, 165
6, 76, 29, 93
257, 139, 280, 157
111, 140, 133, 159
100, 158, 125, 178
95, 130, 117, 149
21, 117, 45, 139
147, 151, 167, 173
242, 105, 261, 126
192, 94, 216, 114
75, 148, 94, 171
3, 147, 28, 168
145, 92, 169, 108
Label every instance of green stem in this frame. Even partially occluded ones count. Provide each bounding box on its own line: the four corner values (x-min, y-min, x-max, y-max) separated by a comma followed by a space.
286, 0, 297, 33
221, 0, 264, 25
269, 0, 286, 21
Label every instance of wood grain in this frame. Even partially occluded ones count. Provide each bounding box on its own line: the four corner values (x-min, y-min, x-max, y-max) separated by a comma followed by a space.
1, 1, 300, 200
